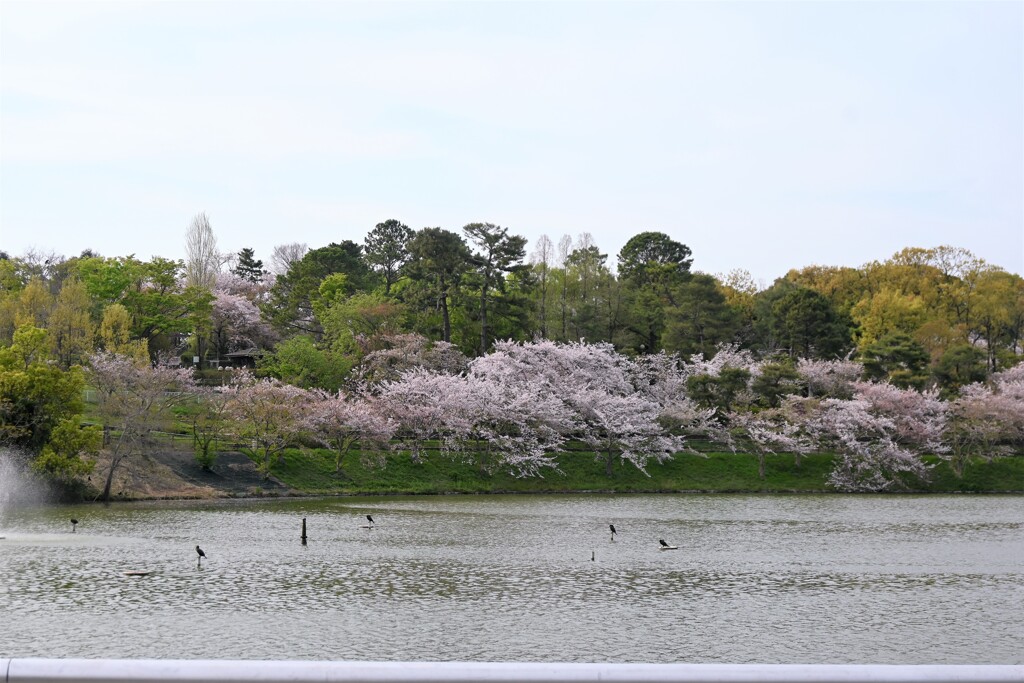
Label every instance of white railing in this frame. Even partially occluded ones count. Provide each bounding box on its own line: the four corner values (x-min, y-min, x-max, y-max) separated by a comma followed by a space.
2, 661, 1022, 683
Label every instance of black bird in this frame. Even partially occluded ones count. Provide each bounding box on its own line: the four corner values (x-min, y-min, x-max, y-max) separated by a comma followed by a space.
70, 518, 78, 533
609, 524, 617, 539
366, 515, 374, 527
196, 545, 206, 565
659, 539, 669, 548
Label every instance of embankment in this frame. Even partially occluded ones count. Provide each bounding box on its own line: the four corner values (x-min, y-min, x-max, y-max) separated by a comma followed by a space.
70, 442, 1024, 502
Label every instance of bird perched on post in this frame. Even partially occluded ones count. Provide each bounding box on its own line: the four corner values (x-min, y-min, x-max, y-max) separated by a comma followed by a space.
70, 519, 78, 533
609, 524, 617, 539
196, 545, 206, 566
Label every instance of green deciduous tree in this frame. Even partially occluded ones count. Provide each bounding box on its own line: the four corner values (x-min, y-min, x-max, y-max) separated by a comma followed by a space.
78, 255, 210, 359
15, 278, 54, 330
125, 257, 212, 346
851, 287, 928, 351
263, 241, 373, 335
971, 270, 1024, 372
319, 291, 407, 357
258, 335, 350, 391
32, 418, 101, 482
0, 325, 86, 453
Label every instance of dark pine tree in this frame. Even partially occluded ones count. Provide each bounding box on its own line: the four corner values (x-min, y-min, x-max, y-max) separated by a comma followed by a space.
233, 247, 265, 283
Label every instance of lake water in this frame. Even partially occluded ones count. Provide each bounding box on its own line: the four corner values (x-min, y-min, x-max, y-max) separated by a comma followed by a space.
0, 494, 1021, 663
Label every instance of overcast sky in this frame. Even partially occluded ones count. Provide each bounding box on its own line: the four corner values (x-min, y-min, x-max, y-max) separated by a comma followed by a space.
1, 1, 1021, 286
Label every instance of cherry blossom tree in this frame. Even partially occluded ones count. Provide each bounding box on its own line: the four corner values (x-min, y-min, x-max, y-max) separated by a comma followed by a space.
573, 386, 684, 475
629, 351, 691, 407
188, 373, 250, 470
377, 339, 686, 477
355, 333, 468, 385
376, 347, 573, 476
376, 368, 469, 463
796, 357, 864, 398
679, 343, 758, 380
465, 348, 581, 476
477, 339, 634, 395
629, 351, 727, 443
728, 406, 814, 480
205, 272, 276, 362
307, 391, 396, 474
224, 378, 313, 475
945, 365, 1024, 476
795, 395, 929, 492
467, 381, 574, 477
215, 270, 275, 305
474, 340, 684, 475
210, 291, 275, 356
88, 351, 197, 501
852, 381, 947, 456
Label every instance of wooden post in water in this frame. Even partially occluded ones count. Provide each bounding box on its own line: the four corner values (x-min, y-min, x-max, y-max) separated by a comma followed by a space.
301, 517, 307, 545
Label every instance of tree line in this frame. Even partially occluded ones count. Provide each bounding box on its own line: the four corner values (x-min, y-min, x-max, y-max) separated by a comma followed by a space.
1, 215, 1022, 498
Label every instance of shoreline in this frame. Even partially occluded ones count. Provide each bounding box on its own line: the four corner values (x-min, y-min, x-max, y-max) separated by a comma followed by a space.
56, 445, 1024, 504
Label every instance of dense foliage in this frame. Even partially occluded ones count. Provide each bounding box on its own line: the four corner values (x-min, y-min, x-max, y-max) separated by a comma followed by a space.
1, 226, 1021, 495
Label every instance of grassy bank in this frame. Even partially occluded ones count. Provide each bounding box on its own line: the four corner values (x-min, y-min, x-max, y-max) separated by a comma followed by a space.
265, 446, 1024, 495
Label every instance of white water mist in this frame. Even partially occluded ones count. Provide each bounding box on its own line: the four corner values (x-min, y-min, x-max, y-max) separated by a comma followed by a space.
0, 447, 49, 520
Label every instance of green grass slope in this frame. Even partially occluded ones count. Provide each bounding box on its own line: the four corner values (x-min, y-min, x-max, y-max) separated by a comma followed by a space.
266, 447, 1024, 496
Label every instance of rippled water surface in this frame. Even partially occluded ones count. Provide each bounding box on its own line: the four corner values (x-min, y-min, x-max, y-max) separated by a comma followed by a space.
1, 494, 1021, 663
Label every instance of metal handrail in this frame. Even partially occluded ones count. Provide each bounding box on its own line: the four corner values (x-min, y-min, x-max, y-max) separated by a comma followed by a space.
3, 660, 1022, 683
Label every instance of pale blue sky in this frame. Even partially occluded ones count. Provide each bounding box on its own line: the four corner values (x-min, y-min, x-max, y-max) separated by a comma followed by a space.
1, 1, 1021, 285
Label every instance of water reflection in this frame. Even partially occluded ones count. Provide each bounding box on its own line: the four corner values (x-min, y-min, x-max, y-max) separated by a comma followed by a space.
1, 494, 1021, 663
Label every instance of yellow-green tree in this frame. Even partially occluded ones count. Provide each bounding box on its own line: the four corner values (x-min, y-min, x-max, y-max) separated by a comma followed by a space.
49, 279, 95, 369
785, 265, 867, 316
0, 325, 86, 453
851, 287, 928, 350
971, 270, 1024, 371
0, 258, 23, 345
99, 304, 149, 362
15, 278, 53, 330
32, 418, 101, 482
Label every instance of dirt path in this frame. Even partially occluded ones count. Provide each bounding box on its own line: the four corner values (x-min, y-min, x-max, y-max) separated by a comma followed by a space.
90, 446, 292, 501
